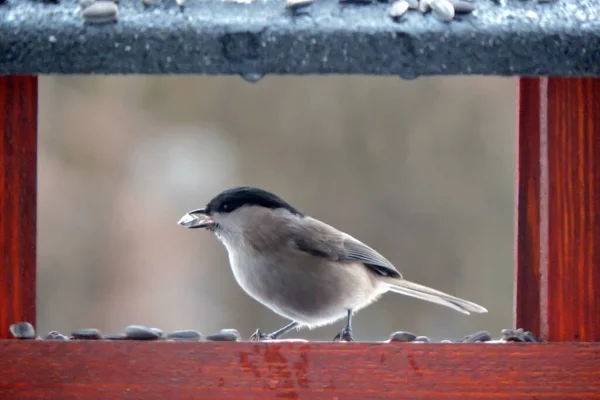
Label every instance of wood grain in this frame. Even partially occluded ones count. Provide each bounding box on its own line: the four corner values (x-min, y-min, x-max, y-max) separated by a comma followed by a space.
1, 341, 599, 399
0, 76, 38, 339
516, 77, 600, 341
515, 78, 542, 334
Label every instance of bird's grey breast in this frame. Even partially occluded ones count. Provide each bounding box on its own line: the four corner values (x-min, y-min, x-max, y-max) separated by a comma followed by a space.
227, 246, 281, 304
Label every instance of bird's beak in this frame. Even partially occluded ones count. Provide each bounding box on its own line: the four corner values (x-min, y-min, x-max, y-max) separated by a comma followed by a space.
177, 208, 215, 229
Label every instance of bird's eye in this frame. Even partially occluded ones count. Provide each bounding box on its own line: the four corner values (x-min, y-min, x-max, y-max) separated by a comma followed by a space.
222, 203, 229, 211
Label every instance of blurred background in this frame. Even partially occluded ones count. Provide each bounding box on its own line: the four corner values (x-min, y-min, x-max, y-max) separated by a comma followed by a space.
37, 75, 516, 341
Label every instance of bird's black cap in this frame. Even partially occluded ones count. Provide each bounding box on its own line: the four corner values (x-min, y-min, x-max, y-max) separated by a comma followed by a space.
205, 186, 303, 217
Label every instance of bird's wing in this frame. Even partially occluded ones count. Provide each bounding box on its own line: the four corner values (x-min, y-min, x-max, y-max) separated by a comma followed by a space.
289, 217, 402, 279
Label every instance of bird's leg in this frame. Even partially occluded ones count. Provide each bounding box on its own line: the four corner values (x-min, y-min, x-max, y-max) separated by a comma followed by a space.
250, 321, 299, 341
333, 310, 355, 342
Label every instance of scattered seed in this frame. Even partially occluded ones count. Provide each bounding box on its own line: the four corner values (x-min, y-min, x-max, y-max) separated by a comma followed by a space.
286, 0, 313, 9
150, 328, 164, 337
206, 332, 238, 341
389, 331, 417, 342
166, 330, 202, 340
450, 0, 474, 13
502, 328, 524, 336
405, 0, 419, 8
72, 328, 103, 340
81, 1, 118, 24
125, 325, 160, 340
220, 329, 241, 340
79, 0, 95, 7
414, 336, 430, 343
45, 330, 59, 338
175, 0, 185, 8
501, 328, 530, 342
418, 0, 431, 13
46, 331, 70, 340
9, 322, 36, 339
389, 1, 409, 19
206, 329, 241, 341
103, 333, 127, 340
430, 0, 454, 21
440, 339, 453, 343
464, 331, 491, 343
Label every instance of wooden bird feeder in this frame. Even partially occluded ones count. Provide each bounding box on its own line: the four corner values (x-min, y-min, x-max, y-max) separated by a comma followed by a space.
1, 0, 599, 398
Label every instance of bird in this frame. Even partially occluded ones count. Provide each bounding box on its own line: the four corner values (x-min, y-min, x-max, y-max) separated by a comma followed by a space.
178, 186, 487, 341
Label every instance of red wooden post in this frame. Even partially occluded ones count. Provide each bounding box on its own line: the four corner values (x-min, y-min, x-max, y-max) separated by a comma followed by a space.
0, 76, 38, 339
516, 77, 600, 342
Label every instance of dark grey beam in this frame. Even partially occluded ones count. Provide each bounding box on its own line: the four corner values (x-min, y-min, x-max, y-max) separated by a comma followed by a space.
0, 0, 598, 77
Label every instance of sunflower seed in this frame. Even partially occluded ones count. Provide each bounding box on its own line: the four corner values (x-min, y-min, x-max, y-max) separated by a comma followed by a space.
206, 332, 238, 341
418, 0, 431, 13
464, 331, 491, 342
405, 0, 419, 8
389, 1, 409, 19
103, 333, 127, 340
286, 0, 313, 8
339, 0, 373, 4
220, 329, 241, 339
206, 328, 241, 341
45, 331, 60, 339
389, 331, 417, 342
166, 330, 202, 340
430, 0, 454, 21
79, 0, 95, 7
125, 325, 160, 340
150, 328, 164, 337
81, 1, 118, 24
441, 339, 453, 343
450, 0, 474, 13
415, 335, 430, 343
175, 0, 185, 8
523, 331, 540, 342
72, 328, 103, 339
46, 331, 70, 340
501, 328, 529, 342
9, 322, 36, 339
502, 328, 524, 336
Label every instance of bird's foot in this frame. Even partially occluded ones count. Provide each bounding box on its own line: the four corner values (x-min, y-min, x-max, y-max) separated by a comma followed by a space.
333, 327, 355, 342
249, 329, 276, 341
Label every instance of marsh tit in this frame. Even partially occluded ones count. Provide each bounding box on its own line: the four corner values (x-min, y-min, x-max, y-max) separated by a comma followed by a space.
178, 186, 487, 341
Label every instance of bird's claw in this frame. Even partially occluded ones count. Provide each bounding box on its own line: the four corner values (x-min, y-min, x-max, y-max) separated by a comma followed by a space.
250, 329, 276, 341
333, 327, 354, 342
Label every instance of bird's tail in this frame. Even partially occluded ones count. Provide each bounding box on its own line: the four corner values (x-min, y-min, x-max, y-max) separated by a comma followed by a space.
383, 278, 487, 315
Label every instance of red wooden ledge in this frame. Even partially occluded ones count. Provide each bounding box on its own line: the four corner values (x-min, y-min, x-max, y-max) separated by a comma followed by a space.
1, 341, 599, 400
